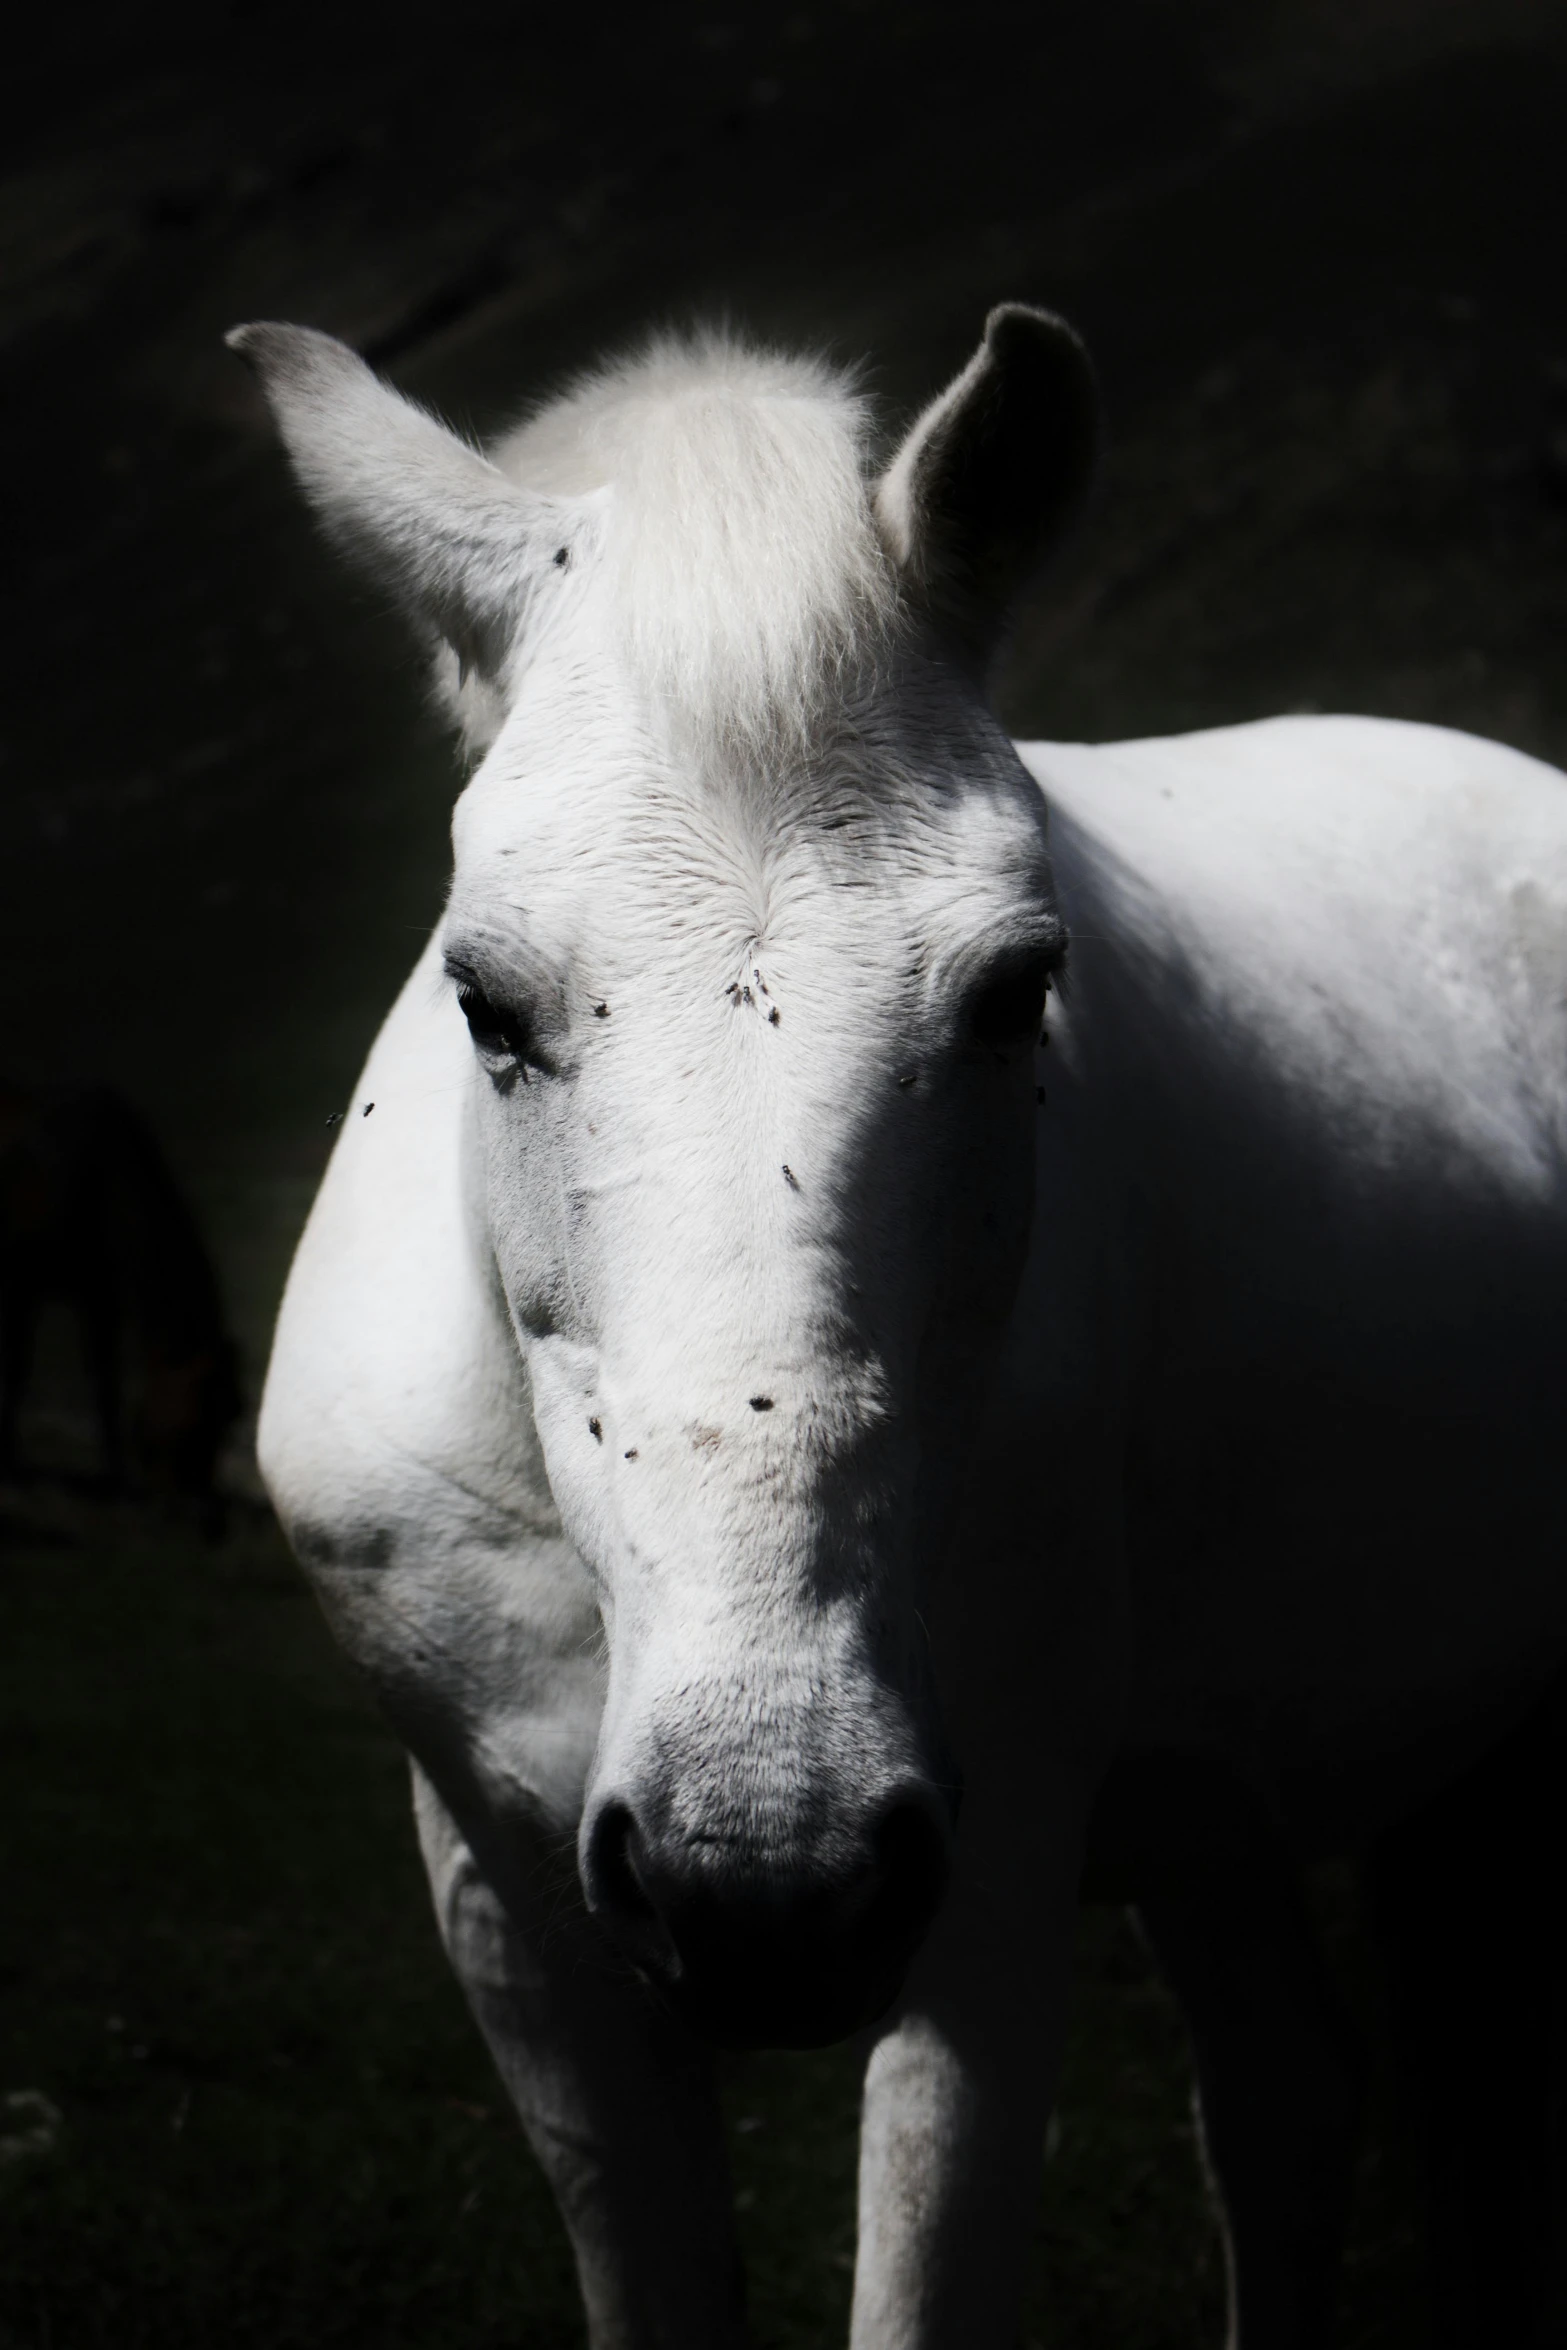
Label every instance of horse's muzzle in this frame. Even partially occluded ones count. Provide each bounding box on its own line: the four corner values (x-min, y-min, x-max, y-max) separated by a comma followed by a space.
581, 1786, 953, 2048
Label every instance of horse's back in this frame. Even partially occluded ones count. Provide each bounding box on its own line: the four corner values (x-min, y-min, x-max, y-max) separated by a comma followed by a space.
1022, 715, 1567, 1218
1019, 716, 1567, 1409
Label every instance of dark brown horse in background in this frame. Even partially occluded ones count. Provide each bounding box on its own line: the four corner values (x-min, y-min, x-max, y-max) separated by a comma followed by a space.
0, 1081, 241, 1529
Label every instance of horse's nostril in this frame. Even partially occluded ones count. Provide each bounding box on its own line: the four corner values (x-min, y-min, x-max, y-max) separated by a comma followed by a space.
580, 1780, 952, 2046
584, 1800, 659, 1929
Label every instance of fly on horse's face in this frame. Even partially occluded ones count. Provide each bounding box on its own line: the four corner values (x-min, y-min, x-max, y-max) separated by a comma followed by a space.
233, 309, 1095, 2045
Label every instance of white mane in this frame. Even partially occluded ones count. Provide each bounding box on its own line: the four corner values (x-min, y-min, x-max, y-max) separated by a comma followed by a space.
484, 328, 902, 760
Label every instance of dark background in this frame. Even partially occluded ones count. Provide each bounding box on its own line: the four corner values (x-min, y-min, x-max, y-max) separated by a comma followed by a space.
3, 2, 1566, 2342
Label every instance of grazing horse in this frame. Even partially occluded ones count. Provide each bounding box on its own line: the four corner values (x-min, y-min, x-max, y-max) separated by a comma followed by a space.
237, 307, 1567, 2348
0, 1080, 241, 1523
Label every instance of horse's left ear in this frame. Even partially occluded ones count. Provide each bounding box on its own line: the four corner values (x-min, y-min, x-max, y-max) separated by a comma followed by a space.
875, 305, 1098, 663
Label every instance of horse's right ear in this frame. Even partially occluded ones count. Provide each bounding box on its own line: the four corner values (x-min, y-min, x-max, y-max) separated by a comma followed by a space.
226, 323, 575, 688
875, 306, 1098, 665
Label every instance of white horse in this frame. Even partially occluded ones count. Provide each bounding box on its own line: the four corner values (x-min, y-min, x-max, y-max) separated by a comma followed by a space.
236, 306, 1567, 2349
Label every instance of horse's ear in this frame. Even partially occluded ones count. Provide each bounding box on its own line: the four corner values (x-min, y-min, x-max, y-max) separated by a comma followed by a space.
875, 305, 1098, 663
226, 322, 568, 687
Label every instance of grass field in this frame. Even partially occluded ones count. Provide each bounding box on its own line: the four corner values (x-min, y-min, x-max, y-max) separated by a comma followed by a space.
0, 1493, 1425, 2349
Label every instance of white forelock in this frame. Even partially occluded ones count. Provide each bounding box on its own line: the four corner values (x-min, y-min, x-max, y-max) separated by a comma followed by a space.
488, 327, 902, 758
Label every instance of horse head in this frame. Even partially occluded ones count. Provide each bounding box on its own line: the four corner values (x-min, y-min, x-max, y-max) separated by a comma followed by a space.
235, 309, 1095, 2046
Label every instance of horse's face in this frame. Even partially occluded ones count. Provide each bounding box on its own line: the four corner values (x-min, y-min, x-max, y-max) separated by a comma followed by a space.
447, 675, 1059, 2040
235, 306, 1095, 2044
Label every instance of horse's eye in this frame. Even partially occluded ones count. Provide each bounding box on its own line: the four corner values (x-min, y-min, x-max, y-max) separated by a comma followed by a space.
969, 954, 1055, 1051
456, 983, 534, 1065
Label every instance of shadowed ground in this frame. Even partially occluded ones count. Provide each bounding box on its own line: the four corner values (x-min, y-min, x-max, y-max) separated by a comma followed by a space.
2, 0, 1563, 2339
0, 1502, 1255, 2348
